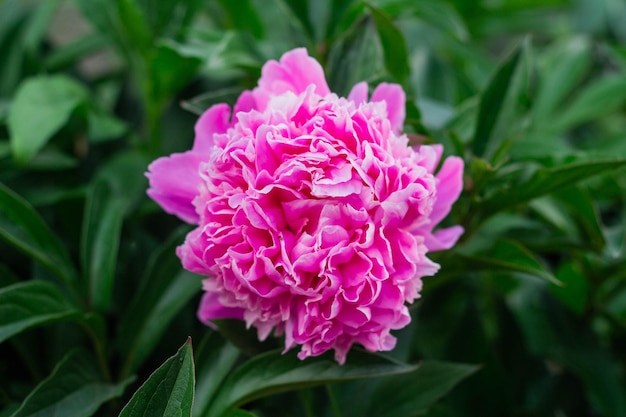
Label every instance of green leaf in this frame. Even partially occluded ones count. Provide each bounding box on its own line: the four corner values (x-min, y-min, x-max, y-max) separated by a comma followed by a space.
118, 227, 199, 377
11, 350, 132, 417
0, 182, 77, 286
471, 39, 527, 158
0, 281, 79, 343
361, 361, 478, 417
207, 349, 418, 417
480, 159, 626, 217
22, 0, 62, 54
459, 240, 559, 285
81, 181, 126, 312
8, 75, 87, 162
366, 4, 410, 84
549, 74, 626, 132
222, 410, 258, 417
148, 43, 201, 103
87, 110, 127, 143
533, 36, 592, 125
119, 338, 195, 417
550, 262, 588, 315
193, 333, 240, 417
216, 0, 264, 38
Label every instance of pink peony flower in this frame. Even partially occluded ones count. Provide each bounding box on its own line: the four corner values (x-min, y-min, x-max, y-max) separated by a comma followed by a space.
146, 48, 464, 364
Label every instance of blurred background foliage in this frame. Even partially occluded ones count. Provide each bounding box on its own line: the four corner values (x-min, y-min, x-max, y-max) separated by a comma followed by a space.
1, 0, 625, 416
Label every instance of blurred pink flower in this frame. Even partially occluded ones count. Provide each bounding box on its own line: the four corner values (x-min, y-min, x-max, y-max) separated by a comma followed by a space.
147, 48, 464, 364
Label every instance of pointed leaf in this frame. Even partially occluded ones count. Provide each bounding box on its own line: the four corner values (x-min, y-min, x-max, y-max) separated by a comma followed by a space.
363, 361, 478, 417
207, 349, 418, 417
471, 39, 526, 158
481, 159, 626, 217
119, 338, 195, 417
0, 182, 77, 286
8, 75, 87, 162
11, 350, 132, 417
366, 4, 410, 83
0, 281, 79, 343
459, 240, 559, 285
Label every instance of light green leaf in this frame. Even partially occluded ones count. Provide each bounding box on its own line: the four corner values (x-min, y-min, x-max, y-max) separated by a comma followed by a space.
8, 75, 87, 162
207, 349, 418, 417
550, 75, 626, 132
87, 110, 127, 143
0, 182, 77, 286
119, 338, 195, 417
0, 281, 79, 343
10, 350, 132, 417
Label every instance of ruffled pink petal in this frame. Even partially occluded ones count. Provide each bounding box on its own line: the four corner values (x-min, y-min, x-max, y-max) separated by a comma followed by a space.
254, 48, 331, 109
193, 104, 232, 152
197, 291, 245, 329
348, 81, 368, 105
371, 83, 405, 133
146, 151, 205, 223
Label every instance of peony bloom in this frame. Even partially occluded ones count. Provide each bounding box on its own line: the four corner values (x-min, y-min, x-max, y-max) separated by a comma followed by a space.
147, 48, 464, 364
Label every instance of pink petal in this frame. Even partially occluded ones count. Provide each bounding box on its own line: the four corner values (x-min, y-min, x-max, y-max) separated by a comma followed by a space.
197, 290, 245, 329
426, 225, 464, 251
431, 156, 464, 225
348, 81, 368, 105
193, 104, 232, 152
254, 48, 331, 109
371, 83, 405, 133
146, 151, 205, 223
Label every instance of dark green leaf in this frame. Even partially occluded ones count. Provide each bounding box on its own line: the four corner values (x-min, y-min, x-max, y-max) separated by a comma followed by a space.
207, 349, 418, 417
11, 350, 132, 417
87, 110, 127, 143
480, 159, 626, 217
459, 240, 559, 285
118, 227, 199, 377
193, 332, 240, 417
362, 361, 478, 417
0, 182, 77, 286
81, 181, 126, 312
366, 4, 410, 84
471, 39, 527, 158
8, 75, 87, 162
216, 0, 264, 38
550, 262, 588, 315
22, 0, 62, 54
0, 281, 78, 343
119, 338, 195, 417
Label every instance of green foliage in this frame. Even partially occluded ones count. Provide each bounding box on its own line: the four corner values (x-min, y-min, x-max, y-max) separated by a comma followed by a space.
1, 0, 625, 416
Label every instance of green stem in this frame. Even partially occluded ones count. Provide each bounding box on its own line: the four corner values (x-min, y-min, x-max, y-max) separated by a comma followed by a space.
326, 385, 343, 417
80, 320, 112, 383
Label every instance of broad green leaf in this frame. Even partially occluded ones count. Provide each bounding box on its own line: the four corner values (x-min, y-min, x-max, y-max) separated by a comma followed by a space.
549, 75, 626, 132
11, 350, 131, 417
0, 182, 77, 286
81, 181, 126, 312
8, 75, 87, 162
471, 39, 527, 158
366, 4, 410, 84
0, 281, 78, 343
276, 0, 315, 41
87, 110, 127, 143
119, 338, 195, 417
480, 159, 626, 217
459, 240, 559, 285
361, 361, 478, 417
207, 349, 418, 417
193, 332, 240, 417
